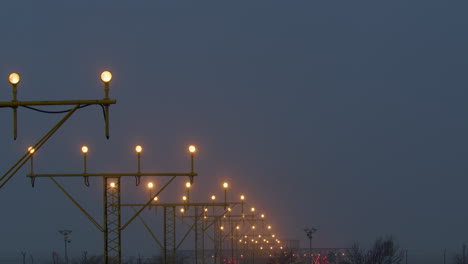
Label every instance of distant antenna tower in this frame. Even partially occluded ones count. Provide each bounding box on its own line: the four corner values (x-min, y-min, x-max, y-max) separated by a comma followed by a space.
58, 230, 72, 264
304, 226, 318, 264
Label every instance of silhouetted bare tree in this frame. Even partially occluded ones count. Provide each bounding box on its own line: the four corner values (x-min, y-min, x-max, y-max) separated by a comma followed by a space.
343, 236, 404, 264
20, 251, 27, 264
453, 243, 467, 264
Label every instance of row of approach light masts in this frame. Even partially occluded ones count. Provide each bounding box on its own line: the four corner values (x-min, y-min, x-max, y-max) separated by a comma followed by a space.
205, 186, 283, 252
142, 178, 282, 248
224, 211, 281, 250
28, 144, 284, 250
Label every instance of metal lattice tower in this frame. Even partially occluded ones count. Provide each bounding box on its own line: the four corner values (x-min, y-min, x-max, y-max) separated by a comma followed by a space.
164, 206, 176, 264
214, 221, 221, 264
195, 207, 204, 264
104, 177, 121, 264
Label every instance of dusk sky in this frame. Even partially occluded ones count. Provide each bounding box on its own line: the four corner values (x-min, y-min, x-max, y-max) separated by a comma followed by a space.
1, 0, 468, 262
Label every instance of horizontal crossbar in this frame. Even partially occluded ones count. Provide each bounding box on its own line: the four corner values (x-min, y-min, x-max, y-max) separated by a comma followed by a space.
27, 172, 197, 177
0, 99, 116, 107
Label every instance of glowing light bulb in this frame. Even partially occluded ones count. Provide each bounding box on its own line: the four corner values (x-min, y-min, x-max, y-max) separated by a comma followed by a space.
81, 146, 88, 154
110, 182, 116, 188
211, 195, 216, 200
135, 145, 142, 153
223, 182, 228, 188
9, 72, 20, 85
189, 145, 196, 153
185, 182, 191, 188
27, 146, 35, 154
100, 71, 112, 83
147, 182, 154, 188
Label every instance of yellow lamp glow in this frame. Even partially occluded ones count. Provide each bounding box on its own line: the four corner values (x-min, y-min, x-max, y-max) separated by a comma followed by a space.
81, 146, 88, 154
147, 182, 154, 188
153, 197, 158, 201
223, 182, 228, 188
101, 71, 112, 83
240, 195, 245, 200
252, 225, 256, 229
180, 208, 185, 213
28, 146, 35, 154
185, 182, 191, 188
267, 225, 272, 229
261, 214, 265, 218
189, 145, 196, 153
251, 207, 255, 212
135, 145, 142, 153
110, 182, 116, 188
9, 73, 20, 85
211, 195, 216, 200
182, 196, 187, 201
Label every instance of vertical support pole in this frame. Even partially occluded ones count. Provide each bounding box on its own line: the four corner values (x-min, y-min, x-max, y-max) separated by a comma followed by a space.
195, 207, 204, 264
164, 206, 176, 264
104, 177, 121, 264
202, 215, 205, 264
195, 207, 199, 264
103, 177, 108, 263
164, 207, 167, 264
12, 83, 18, 140
104, 82, 110, 139
214, 221, 218, 264
231, 221, 234, 264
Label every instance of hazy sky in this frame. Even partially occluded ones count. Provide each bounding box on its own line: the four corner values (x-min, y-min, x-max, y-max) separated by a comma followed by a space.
1, 0, 468, 262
